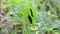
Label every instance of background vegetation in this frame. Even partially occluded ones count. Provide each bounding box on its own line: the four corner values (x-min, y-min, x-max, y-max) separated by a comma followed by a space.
0, 0, 60, 34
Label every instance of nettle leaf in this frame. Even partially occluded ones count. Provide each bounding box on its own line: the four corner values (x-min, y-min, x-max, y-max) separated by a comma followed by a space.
24, 6, 36, 26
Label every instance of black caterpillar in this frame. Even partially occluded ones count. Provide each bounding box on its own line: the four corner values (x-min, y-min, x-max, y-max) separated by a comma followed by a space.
30, 9, 33, 17
28, 15, 32, 24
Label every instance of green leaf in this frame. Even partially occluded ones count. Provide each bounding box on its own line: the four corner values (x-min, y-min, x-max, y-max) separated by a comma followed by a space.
24, 6, 36, 26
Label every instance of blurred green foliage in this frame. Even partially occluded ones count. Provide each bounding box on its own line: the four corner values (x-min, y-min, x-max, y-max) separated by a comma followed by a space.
0, 0, 60, 34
